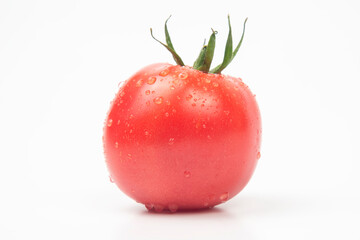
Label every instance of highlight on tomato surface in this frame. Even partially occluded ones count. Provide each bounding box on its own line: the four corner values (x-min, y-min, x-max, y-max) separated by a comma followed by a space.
103, 16, 261, 213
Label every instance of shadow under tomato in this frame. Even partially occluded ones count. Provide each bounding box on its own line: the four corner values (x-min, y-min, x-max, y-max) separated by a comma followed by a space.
141, 206, 227, 215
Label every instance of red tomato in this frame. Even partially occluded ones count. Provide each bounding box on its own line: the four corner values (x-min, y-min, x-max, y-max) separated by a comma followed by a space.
103, 63, 261, 212
103, 16, 261, 212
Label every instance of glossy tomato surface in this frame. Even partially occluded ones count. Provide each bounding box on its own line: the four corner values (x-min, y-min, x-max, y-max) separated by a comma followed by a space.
103, 63, 261, 212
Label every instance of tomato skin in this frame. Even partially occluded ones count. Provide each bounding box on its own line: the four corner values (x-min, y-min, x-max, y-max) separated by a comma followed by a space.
103, 63, 261, 211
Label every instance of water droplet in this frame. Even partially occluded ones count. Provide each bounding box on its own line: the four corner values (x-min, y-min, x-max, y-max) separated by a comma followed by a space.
118, 81, 125, 88
117, 120, 121, 125
151, 90, 156, 94
129, 114, 134, 119
172, 109, 176, 113
153, 96, 163, 104
165, 100, 171, 105
178, 72, 188, 79
145, 131, 150, 136
257, 152, 261, 159
145, 203, 154, 211
109, 176, 115, 183
170, 85, 175, 90
136, 79, 144, 87
159, 68, 169, 76
146, 101, 150, 106
168, 204, 178, 213
129, 129, 133, 134
107, 119, 113, 127
127, 153, 132, 159
219, 192, 229, 202
202, 124, 206, 129
119, 91, 125, 97
213, 82, 219, 87
115, 142, 118, 148
145, 90, 150, 95
164, 112, 169, 117
203, 86, 208, 91
204, 78, 211, 84
168, 138, 175, 145
186, 94, 193, 101
203, 202, 209, 207
224, 111, 230, 116
176, 96, 181, 100
154, 204, 164, 212
184, 171, 191, 178
207, 135, 212, 140
147, 76, 157, 85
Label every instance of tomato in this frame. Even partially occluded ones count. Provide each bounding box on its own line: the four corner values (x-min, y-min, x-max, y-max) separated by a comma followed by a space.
103, 16, 261, 212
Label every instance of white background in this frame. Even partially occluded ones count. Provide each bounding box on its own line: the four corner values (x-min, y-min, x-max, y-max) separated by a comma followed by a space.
1, 0, 360, 239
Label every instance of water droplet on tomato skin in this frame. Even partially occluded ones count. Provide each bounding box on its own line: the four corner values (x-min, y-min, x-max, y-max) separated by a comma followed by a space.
219, 192, 229, 202
164, 112, 169, 117
159, 68, 169, 76
109, 176, 115, 183
147, 76, 157, 85
168, 204, 179, 213
144, 131, 150, 136
186, 94, 193, 101
145, 90, 150, 95
118, 81, 125, 88
153, 96, 163, 105
145, 203, 154, 211
178, 72, 188, 79
184, 171, 191, 178
154, 204, 164, 213
115, 142, 118, 148
212, 82, 219, 87
168, 138, 175, 145
135, 79, 144, 87
107, 119, 113, 127
257, 152, 261, 159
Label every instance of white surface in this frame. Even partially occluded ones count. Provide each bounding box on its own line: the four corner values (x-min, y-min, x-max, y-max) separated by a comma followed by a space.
1, 0, 360, 239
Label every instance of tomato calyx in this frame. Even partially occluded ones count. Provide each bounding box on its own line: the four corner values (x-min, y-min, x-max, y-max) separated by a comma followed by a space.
150, 15, 248, 74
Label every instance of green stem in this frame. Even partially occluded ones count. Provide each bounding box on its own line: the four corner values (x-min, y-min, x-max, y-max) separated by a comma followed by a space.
150, 16, 247, 74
